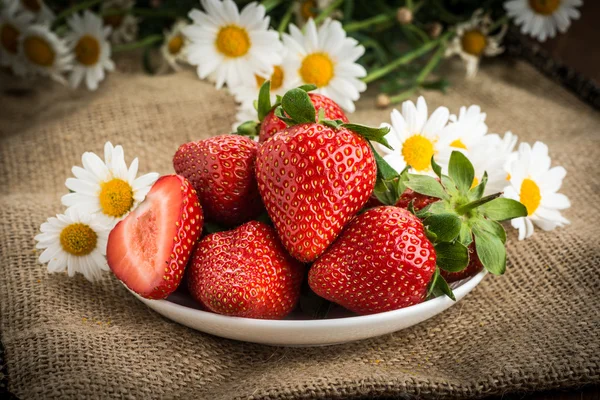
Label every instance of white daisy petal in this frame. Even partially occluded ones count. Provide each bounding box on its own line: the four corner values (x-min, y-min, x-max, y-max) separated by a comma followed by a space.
504, 0, 581, 42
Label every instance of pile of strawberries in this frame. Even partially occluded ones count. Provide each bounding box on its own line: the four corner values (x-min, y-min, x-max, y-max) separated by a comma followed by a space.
107, 83, 526, 319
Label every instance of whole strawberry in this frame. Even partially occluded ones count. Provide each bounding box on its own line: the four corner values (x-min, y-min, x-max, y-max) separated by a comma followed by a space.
187, 221, 304, 319
255, 89, 389, 262
309, 206, 437, 315
107, 175, 203, 300
173, 134, 263, 227
259, 93, 348, 142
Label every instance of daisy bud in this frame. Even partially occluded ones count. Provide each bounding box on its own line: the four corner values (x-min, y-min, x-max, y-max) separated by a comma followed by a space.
427, 22, 443, 39
376, 94, 391, 109
396, 7, 413, 25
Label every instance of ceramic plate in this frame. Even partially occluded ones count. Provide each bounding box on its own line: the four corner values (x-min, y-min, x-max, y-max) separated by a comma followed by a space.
131, 270, 486, 346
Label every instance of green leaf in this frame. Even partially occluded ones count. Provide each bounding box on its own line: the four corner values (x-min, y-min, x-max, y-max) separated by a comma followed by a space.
441, 175, 459, 197
431, 156, 442, 179
456, 192, 502, 215
480, 198, 528, 222
468, 171, 487, 201
281, 88, 316, 124
448, 151, 475, 194
235, 120, 259, 137
342, 123, 392, 149
321, 119, 344, 129
297, 84, 317, 92
471, 218, 506, 244
373, 179, 397, 206
472, 227, 506, 275
435, 242, 469, 272
405, 174, 447, 200
257, 80, 272, 121
427, 268, 456, 301
423, 213, 461, 242
274, 106, 294, 126
369, 143, 400, 181
458, 222, 473, 247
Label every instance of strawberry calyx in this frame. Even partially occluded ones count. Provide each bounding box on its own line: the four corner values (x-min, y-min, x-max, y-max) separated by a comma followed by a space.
400, 151, 528, 299
274, 87, 392, 149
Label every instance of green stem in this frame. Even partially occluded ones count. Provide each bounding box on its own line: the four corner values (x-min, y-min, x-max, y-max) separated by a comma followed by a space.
403, 23, 430, 44
389, 87, 418, 104
113, 34, 163, 53
313, 0, 345, 25
261, 0, 283, 12
52, 0, 102, 28
343, 13, 394, 33
456, 193, 502, 214
277, 2, 295, 34
362, 31, 452, 84
489, 15, 509, 32
416, 40, 446, 84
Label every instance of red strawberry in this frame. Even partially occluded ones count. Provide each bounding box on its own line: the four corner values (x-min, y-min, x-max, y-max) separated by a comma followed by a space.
441, 242, 483, 283
107, 175, 203, 300
309, 206, 437, 315
173, 134, 263, 227
256, 123, 377, 262
187, 221, 304, 319
259, 93, 349, 142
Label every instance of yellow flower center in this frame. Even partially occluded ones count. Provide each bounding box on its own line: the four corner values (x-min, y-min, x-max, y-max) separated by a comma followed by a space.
60, 223, 98, 256
461, 30, 487, 56
450, 139, 467, 149
300, 52, 334, 88
506, 173, 511, 180
215, 25, 250, 58
103, 14, 124, 29
529, 0, 561, 15
168, 34, 184, 55
0, 23, 19, 54
99, 178, 134, 218
75, 35, 100, 66
23, 35, 55, 67
255, 65, 284, 90
22, 0, 41, 12
301, 0, 317, 19
471, 176, 479, 189
401, 135, 435, 172
519, 178, 541, 216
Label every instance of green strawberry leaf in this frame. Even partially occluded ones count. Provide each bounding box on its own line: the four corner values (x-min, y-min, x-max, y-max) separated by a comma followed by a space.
407, 199, 416, 216
342, 123, 392, 149
405, 174, 448, 200
427, 267, 456, 301
274, 106, 295, 126
435, 241, 469, 272
257, 80, 272, 121
370, 145, 400, 181
431, 156, 442, 179
321, 119, 345, 129
471, 217, 506, 244
281, 88, 316, 124
480, 198, 528, 221
423, 213, 461, 242
441, 175, 460, 197
456, 192, 502, 215
425, 226, 438, 242
297, 84, 318, 92
235, 120, 259, 137
472, 226, 506, 275
448, 151, 475, 194
468, 171, 488, 201
458, 222, 473, 247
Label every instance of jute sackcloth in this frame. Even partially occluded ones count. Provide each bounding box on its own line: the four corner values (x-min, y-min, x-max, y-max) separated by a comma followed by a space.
1, 58, 599, 399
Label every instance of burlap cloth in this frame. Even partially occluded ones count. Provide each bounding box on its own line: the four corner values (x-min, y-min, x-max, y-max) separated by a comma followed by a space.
1, 58, 599, 399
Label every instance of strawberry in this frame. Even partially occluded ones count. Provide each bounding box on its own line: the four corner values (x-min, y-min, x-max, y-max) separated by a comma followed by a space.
259, 93, 348, 142
440, 242, 483, 283
107, 175, 203, 300
187, 221, 304, 319
255, 88, 389, 262
173, 134, 263, 227
309, 206, 437, 315
366, 187, 439, 211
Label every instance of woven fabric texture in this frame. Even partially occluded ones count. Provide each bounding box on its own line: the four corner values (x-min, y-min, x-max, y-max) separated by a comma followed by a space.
1, 59, 599, 399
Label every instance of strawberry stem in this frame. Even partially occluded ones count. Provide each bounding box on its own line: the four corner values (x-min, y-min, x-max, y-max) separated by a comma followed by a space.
456, 192, 502, 215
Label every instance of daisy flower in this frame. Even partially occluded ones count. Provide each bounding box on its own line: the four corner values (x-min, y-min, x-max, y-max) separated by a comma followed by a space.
0, 1, 32, 75
184, 0, 282, 89
65, 10, 115, 90
293, 0, 342, 27
282, 18, 366, 113
18, 24, 72, 84
504, 0, 582, 42
229, 57, 292, 107
161, 19, 189, 71
445, 105, 489, 151
10, 0, 55, 24
445, 10, 507, 78
503, 141, 570, 240
61, 142, 159, 227
35, 207, 111, 283
377, 96, 452, 175
101, 0, 138, 45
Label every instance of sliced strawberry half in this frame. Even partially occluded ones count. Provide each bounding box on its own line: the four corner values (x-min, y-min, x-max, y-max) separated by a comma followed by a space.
107, 175, 203, 299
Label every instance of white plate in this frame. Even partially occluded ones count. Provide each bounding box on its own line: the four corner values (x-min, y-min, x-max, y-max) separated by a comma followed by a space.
132, 270, 487, 346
